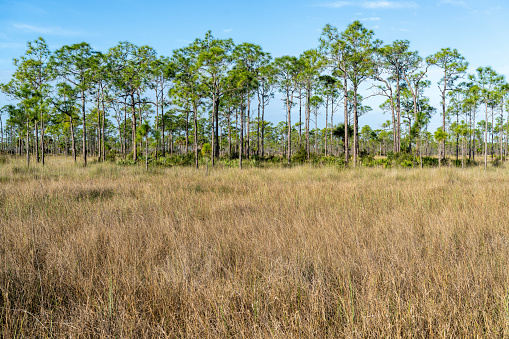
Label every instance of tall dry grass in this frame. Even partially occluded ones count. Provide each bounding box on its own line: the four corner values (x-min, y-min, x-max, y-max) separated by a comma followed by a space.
1, 156, 509, 337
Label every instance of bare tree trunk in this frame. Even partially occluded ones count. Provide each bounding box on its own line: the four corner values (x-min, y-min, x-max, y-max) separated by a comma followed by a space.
34, 120, 40, 163
145, 135, 148, 171
287, 93, 292, 164
441, 87, 446, 162
40, 102, 45, 165
353, 84, 359, 166
257, 91, 261, 156
97, 93, 101, 161
26, 118, 30, 168
211, 103, 215, 166
235, 108, 239, 156
484, 100, 488, 170
261, 103, 266, 157
131, 99, 137, 162
228, 111, 232, 159
343, 75, 349, 164
247, 95, 251, 159
491, 106, 494, 160
170, 125, 174, 156
306, 88, 310, 159
70, 116, 76, 163
314, 109, 318, 154
82, 90, 87, 166
123, 98, 127, 159
500, 104, 504, 160
330, 97, 334, 156
396, 77, 401, 152
0, 115, 3, 153
462, 138, 464, 169
469, 107, 473, 161
101, 89, 106, 162
325, 94, 328, 156
239, 98, 244, 169
194, 104, 198, 169
185, 109, 189, 154
472, 107, 476, 161
298, 89, 302, 148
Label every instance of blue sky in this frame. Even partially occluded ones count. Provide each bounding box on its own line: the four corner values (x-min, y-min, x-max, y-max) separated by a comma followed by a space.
1, 0, 508, 130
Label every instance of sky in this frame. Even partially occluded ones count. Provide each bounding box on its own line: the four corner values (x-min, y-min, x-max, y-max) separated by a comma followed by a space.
1, 0, 508, 131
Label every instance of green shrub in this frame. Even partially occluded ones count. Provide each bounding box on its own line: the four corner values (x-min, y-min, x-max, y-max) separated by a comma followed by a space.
421, 156, 438, 167
374, 158, 392, 168
359, 150, 375, 167
106, 150, 117, 162
400, 159, 414, 168
291, 147, 307, 163
492, 156, 502, 167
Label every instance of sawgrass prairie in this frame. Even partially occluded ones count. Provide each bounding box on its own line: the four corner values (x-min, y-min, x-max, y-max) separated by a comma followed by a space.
1, 157, 509, 337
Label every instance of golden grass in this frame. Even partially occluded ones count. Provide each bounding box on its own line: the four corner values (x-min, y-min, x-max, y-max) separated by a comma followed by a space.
2, 157, 509, 337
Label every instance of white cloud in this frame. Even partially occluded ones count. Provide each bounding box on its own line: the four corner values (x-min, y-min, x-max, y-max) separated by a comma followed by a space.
362, 1, 418, 9
13, 23, 82, 36
360, 17, 382, 21
0, 42, 25, 49
223, 28, 233, 33
438, 0, 467, 7
316, 1, 418, 9
318, 1, 351, 7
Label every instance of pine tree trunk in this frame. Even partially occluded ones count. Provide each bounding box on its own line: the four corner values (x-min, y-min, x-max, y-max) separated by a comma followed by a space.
306, 87, 310, 160
298, 89, 302, 148
131, 96, 137, 162
343, 75, 349, 164
26, 118, 30, 168
239, 98, 244, 169
211, 100, 215, 166
442, 87, 446, 162
353, 84, 359, 167
261, 103, 266, 157
194, 104, 198, 169
257, 92, 261, 156
247, 95, 251, 159
484, 100, 488, 170
396, 77, 401, 153
70, 115, 76, 163
82, 90, 87, 167
185, 109, 189, 154
330, 97, 334, 156
123, 99, 127, 159
97, 94, 101, 161
228, 112, 231, 159
325, 95, 329, 157
287, 93, 292, 164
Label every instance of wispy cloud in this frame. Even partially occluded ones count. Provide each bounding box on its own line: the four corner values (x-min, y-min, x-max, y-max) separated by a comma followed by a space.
316, 1, 418, 9
319, 1, 350, 7
223, 28, 233, 33
0, 42, 25, 49
13, 23, 83, 36
438, 0, 467, 7
363, 1, 417, 8
360, 17, 382, 21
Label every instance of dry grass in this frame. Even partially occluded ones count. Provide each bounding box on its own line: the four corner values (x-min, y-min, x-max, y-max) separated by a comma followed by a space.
1, 157, 509, 337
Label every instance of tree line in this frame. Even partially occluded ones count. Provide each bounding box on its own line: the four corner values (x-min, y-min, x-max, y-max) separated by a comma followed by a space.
1, 21, 508, 169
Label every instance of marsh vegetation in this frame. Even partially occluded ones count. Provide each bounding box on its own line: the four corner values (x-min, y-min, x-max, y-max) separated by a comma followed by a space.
1, 157, 509, 337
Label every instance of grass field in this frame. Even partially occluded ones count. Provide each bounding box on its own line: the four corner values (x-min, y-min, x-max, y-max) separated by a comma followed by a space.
1, 157, 509, 337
